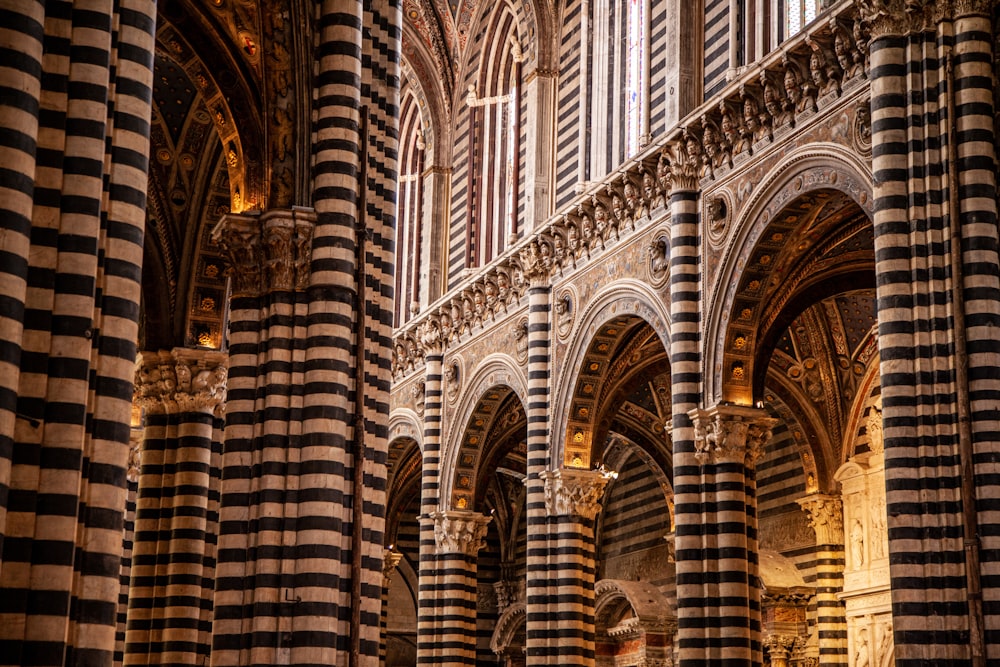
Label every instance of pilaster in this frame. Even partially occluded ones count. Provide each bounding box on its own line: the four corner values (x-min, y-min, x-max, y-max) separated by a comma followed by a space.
798, 494, 847, 666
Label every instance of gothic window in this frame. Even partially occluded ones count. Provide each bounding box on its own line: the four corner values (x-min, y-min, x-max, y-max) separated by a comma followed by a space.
590, 0, 648, 180
466, 7, 523, 268
395, 86, 424, 327
625, 0, 646, 157
785, 0, 819, 38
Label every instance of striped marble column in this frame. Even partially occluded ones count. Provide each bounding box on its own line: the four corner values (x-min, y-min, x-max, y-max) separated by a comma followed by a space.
797, 494, 846, 666
687, 404, 776, 667
863, 0, 1000, 662
115, 425, 144, 667
519, 242, 554, 663
210, 209, 317, 667
949, 2, 1000, 654
380, 550, 403, 666
421, 511, 491, 666
125, 349, 228, 666
0, 0, 156, 663
416, 339, 443, 665
663, 137, 707, 667
537, 468, 611, 664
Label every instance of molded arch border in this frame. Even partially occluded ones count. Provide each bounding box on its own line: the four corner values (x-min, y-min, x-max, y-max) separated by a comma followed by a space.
704, 143, 874, 405
440, 353, 529, 510
551, 279, 671, 468
490, 601, 526, 655
594, 579, 676, 630
389, 408, 424, 452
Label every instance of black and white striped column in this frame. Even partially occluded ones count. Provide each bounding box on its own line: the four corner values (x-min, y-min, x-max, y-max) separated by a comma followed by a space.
421, 510, 491, 666
416, 335, 444, 665
687, 404, 776, 667
537, 468, 611, 663
519, 243, 554, 663
664, 140, 706, 667
125, 349, 228, 666
797, 494, 847, 666
380, 549, 403, 666
0, 0, 156, 663
864, 0, 1000, 661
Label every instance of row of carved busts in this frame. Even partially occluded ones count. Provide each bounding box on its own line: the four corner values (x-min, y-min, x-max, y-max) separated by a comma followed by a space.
134, 349, 229, 413
391, 2, 872, 379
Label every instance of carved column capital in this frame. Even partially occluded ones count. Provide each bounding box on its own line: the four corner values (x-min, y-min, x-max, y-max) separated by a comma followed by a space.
688, 404, 777, 467
854, 0, 939, 38
212, 208, 315, 296
539, 468, 613, 520
797, 493, 844, 546
427, 510, 491, 556
213, 212, 262, 297
665, 129, 703, 193
417, 315, 444, 356
517, 238, 552, 288
135, 348, 229, 415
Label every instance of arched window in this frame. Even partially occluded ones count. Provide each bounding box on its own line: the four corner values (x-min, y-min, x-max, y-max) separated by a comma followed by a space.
465, 8, 523, 268
625, 0, 646, 157
590, 0, 648, 180
785, 0, 819, 37
395, 86, 424, 327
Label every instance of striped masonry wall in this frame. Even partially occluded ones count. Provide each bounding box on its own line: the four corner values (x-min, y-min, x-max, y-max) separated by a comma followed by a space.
125, 349, 226, 666
703, 0, 730, 98
0, 0, 156, 664
555, 0, 583, 211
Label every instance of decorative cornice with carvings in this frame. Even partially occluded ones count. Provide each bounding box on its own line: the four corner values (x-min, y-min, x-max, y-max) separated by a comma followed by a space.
391, 0, 868, 378
540, 468, 614, 520
689, 404, 778, 467
135, 348, 229, 415
427, 510, 491, 556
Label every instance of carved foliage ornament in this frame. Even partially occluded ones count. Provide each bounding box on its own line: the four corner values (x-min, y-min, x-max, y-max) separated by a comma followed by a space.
689, 404, 778, 467
797, 493, 845, 545
212, 210, 315, 296
540, 467, 614, 520
428, 510, 491, 556
135, 348, 228, 414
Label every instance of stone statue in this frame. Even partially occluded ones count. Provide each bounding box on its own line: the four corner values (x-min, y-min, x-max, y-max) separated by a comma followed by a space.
851, 518, 865, 568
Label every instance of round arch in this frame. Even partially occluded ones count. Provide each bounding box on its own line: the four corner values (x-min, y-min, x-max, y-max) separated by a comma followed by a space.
490, 601, 526, 656
551, 279, 671, 468
705, 143, 874, 405
440, 354, 528, 511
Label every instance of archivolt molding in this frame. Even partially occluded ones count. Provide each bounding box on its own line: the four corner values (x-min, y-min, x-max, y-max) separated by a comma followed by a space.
490, 601, 526, 655
551, 280, 671, 467
440, 354, 528, 508
389, 408, 424, 451
704, 143, 873, 404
